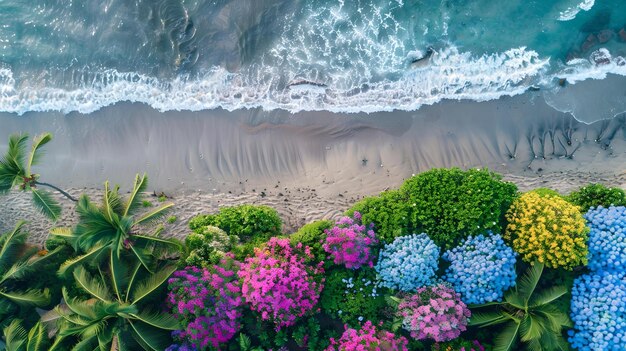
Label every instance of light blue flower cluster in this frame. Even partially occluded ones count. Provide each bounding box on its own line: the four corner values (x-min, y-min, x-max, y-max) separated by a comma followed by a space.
375, 233, 439, 291
584, 206, 626, 272
568, 270, 626, 350
442, 233, 517, 304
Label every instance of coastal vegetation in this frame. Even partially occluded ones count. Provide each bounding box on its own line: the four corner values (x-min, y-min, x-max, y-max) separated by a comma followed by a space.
0, 132, 625, 350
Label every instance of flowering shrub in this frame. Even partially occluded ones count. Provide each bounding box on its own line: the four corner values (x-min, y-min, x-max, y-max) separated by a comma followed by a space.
323, 212, 378, 269
400, 168, 518, 249
569, 270, 626, 350
189, 204, 282, 242
375, 233, 439, 291
442, 233, 517, 304
567, 183, 626, 212
346, 189, 412, 244
238, 237, 325, 328
320, 268, 388, 326
290, 220, 333, 263
326, 321, 409, 351
504, 192, 588, 270
182, 225, 237, 267
167, 256, 243, 349
397, 284, 471, 342
585, 206, 626, 272
431, 339, 486, 351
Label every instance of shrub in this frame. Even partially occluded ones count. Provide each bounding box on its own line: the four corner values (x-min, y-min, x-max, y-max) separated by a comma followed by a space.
167, 256, 243, 350
400, 168, 518, 249
431, 339, 487, 351
320, 268, 388, 327
567, 183, 626, 211
504, 192, 589, 270
323, 212, 378, 269
397, 284, 471, 342
346, 190, 412, 244
290, 220, 333, 263
238, 238, 325, 328
326, 321, 409, 351
375, 233, 439, 292
442, 233, 517, 304
585, 206, 626, 272
531, 188, 563, 198
189, 205, 282, 242
569, 270, 626, 351
182, 226, 238, 267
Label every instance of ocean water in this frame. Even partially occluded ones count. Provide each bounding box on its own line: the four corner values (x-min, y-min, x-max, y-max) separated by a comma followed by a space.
1, 0, 626, 121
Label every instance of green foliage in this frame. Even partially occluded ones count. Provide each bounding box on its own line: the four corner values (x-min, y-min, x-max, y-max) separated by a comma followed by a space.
566, 183, 626, 211
289, 220, 332, 262
400, 168, 518, 249
142, 200, 153, 207
291, 316, 327, 351
469, 262, 572, 351
531, 188, 563, 198
320, 268, 389, 327
346, 190, 412, 244
189, 205, 282, 243
181, 226, 238, 267
167, 215, 177, 224
2, 320, 50, 351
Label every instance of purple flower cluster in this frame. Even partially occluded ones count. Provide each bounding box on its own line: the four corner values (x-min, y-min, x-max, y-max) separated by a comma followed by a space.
238, 237, 325, 328
326, 320, 409, 351
397, 284, 471, 342
323, 211, 378, 269
167, 255, 243, 349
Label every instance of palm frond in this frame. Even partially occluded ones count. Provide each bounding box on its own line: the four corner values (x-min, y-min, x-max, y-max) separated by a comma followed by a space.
0, 288, 49, 306
123, 174, 148, 217
519, 315, 544, 343
3, 319, 27, 351
58, 245, 106, 276
73, 266, 112, 303
133, 203, 173, 227
109, 251, 127, 302
31, 189, 61, 221
1, 261, 33, 284
7, 133, 28, 166
0, 133, 28, 192
130, 310, 179, 330
128, 320, 172, 351
26, 321, 49, 351
517, 262, 544, 304
130, 265, 176, 304
529, 285, 568, 308
128, 245, 153, 273
69, 334, 98, 351
0, 220, 28, 268
468, 310, 508, 327
26, 132, 52, 177
132, 235, 182, 251
493, 321, 521, 351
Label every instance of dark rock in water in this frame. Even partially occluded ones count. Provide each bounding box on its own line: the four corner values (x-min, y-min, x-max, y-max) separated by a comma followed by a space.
566, 51, 580, 62
619, 28, 626, 41
287, 79, 328, 88
527, 86, 541, 92
590, 49, 611, 65
581, 34, 598, 52
410, 47, 435, 69
597, 29, 614, 43
616, 57, 626, 66
558, 78, 567, 87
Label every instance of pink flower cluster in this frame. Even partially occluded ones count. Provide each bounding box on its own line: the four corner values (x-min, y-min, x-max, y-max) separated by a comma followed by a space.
238, 237, 325, 328
397, 284, 471, 342
167, 255, 243, 349
323, 212, 378, 269
326, 321, 409, 351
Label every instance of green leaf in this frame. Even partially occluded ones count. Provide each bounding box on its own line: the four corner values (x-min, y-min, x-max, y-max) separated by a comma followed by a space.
0, 220, 28, 269
109, 251, 127, 301
58, 245, 107, 276
3, 319, 27, 351
123, 174, 148, 217
0, 288, 49, 306
134, 203, 174, 226
529, 285, 568, 308
26, 322, 49, 351
128, 245, 153, 274
31, 189, 61, 221
468, 311, 508, 327
131, 265, 176, 304
128, 320, 172, 351
130, 311, 179, 330
517, 262, 544, 305
26, 132, 52, 177
73, 266, 112, 302
493, 321, 521, 351
519, 315, 544, 343
239, 333, 251, 351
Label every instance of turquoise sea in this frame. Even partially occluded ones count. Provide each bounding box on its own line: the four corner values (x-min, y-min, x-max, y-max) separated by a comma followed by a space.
1, 0, 625, 119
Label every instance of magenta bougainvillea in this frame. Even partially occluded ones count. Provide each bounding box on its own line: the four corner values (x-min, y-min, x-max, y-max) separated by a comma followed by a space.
167, 255, 243, 349
323, 211, 378, 269
238, 237, 325, 328
326, 320, 409, 351
397, 284, 471, 342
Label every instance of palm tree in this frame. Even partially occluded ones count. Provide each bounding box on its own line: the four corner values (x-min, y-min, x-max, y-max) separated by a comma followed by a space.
51, 174, 181, 276
2, 319, 50, 351
0, 221, 65, 331
47, 264, 178, 350
469, 262, 572, 351
0, 133, 76, 221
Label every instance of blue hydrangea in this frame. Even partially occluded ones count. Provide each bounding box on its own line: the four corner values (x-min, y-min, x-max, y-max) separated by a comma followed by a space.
585, 206, 626, 272
375, 233, 439, 291
442, 233, 517, 304
569, 270, 626, 350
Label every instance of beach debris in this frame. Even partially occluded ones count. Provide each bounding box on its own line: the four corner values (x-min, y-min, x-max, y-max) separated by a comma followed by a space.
409, 47, 435, 69
362, 158, 368, 166
597, 29, 614, 43
558, 78, 567, 87
619, 28, 626, 41
581, 34, 598, 52
152, 191, 172, 199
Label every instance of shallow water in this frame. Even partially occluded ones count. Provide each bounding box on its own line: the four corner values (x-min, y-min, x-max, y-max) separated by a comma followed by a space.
1, 0, 626, 120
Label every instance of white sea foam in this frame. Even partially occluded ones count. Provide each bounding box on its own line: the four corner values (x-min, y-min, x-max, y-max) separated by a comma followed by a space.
558, 0, 595, 21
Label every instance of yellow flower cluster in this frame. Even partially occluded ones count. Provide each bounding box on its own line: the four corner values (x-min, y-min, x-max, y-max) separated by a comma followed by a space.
504, 191, 588, 270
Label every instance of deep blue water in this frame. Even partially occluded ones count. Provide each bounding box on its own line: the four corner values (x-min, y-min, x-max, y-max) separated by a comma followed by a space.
0, 0, 625, 118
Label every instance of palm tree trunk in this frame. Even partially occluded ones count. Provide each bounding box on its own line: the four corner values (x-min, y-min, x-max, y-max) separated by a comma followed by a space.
34, 181, 78, 202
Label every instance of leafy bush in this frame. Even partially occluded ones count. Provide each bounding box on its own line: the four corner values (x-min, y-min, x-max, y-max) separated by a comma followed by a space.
323, 212, 378, 269
569, 270, 626, 351
567, 183, 626, 211
396, 284, 471, 342
375, 233, 439, 292
400, 168, 518, 249
167, 256, 243, 350
431, 339, 487, 351
189, 205, 282, 242
442, 233, 517, 304
531, 188, 563, 198
326, 321, 408, 351
320, 268, 387, 327
504, 192, 589, 270
346, 190, 412, 244
585, 206, 626, 272
238, 238, 324, 328
290, 220, 332, 263
182, 226, 238, 267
